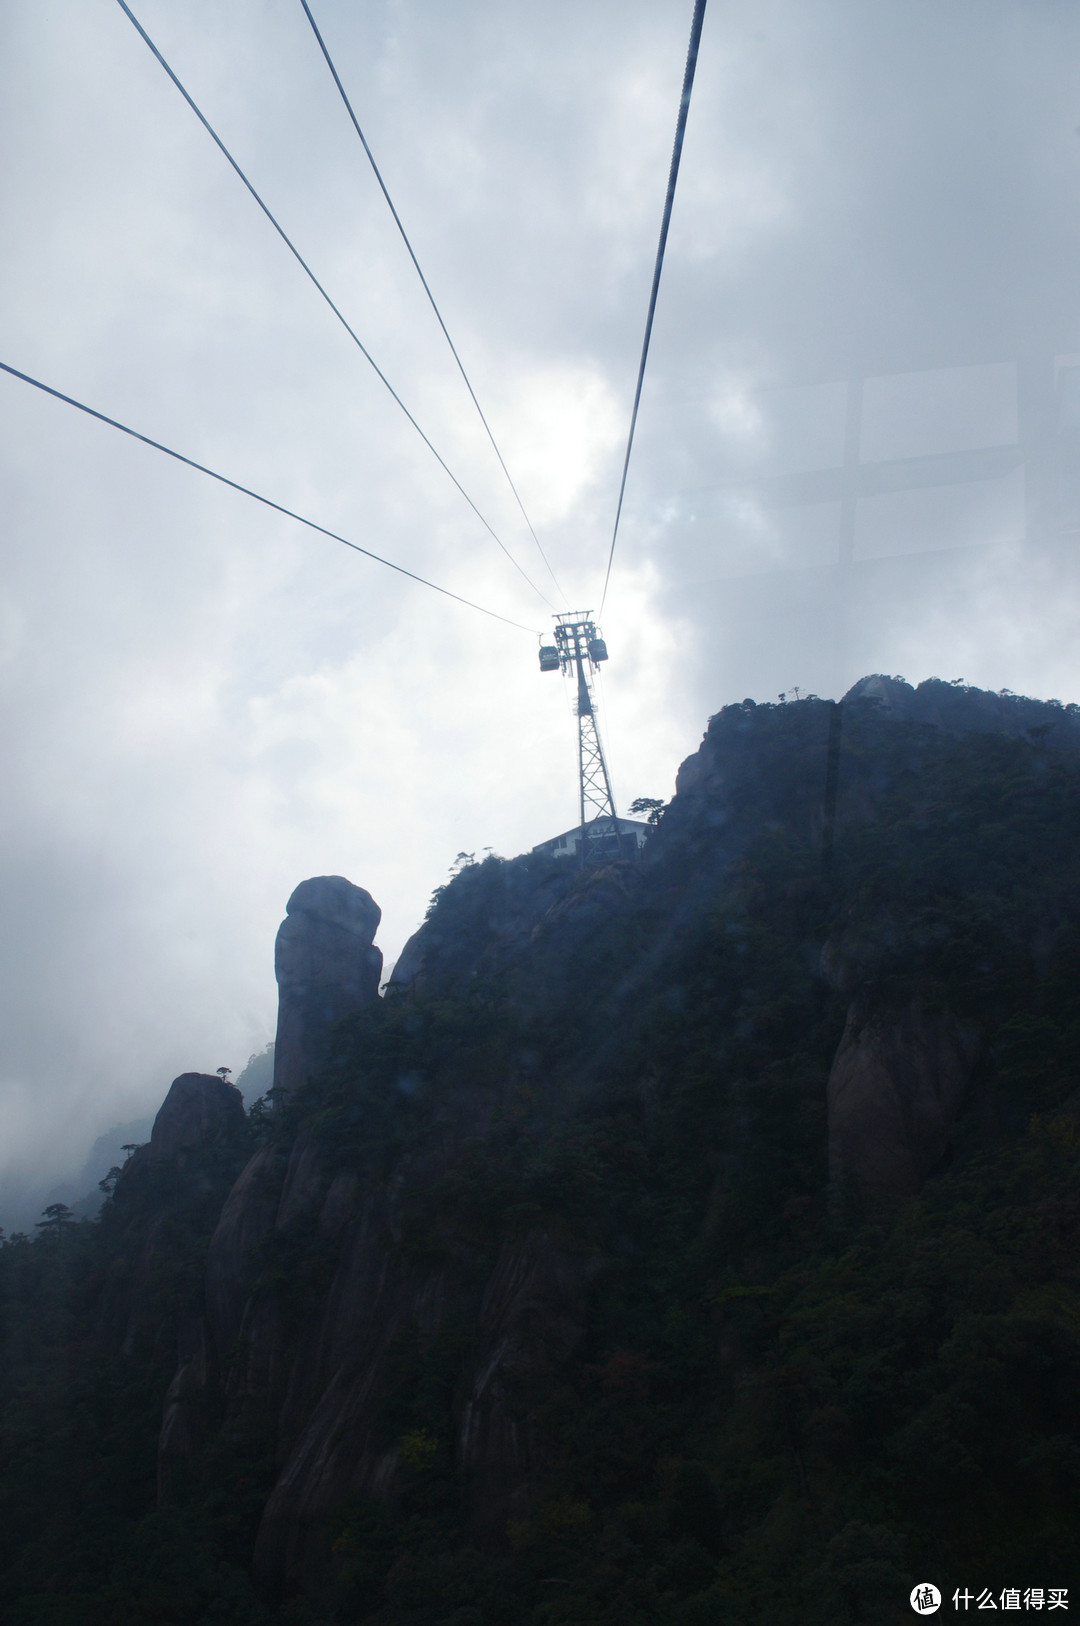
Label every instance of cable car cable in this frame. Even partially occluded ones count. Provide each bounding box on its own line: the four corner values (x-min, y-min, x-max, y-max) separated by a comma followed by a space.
113, 0, 555, 613
598, 0, 707, 617
0, 359, 540, 635
298, 0, 567, 606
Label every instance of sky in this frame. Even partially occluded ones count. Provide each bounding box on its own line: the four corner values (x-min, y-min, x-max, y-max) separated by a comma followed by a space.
3, 0, 1080, 1206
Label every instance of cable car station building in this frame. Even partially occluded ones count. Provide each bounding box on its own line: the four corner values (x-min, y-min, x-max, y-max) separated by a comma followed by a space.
533, 816, 650, 862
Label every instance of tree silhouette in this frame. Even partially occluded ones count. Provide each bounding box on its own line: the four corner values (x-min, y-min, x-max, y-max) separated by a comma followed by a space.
629, 796, 665, 826
35, 1203, 75, 1242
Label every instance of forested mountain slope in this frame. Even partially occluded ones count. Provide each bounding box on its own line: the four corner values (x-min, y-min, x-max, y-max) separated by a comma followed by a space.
2, 676, 1078, 1624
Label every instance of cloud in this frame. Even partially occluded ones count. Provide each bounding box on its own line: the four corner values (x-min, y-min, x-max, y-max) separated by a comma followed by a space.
2, 0, 1080, 1200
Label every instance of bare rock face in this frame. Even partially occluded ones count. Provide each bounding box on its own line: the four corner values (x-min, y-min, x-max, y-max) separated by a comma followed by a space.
459, 1230, 592, 1530
272, 876, 383, 1102
842, 674, 917, 713
96, 1075, 246, 1361
383, 923, 427, 996
203, 1143, 284, 1365
827, 1001, 980, 1215
147, 1072, 246, 1160
842, 674, 1080, 751
249, 1203, 593, 1599
185, 878, 384, 1425
158, 1315, 210, 1497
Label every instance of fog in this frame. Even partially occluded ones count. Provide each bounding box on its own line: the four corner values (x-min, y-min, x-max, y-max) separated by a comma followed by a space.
2, 0, 1079, 1215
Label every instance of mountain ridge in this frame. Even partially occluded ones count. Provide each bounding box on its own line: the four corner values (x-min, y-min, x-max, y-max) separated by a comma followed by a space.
2, 675, 1078, 1623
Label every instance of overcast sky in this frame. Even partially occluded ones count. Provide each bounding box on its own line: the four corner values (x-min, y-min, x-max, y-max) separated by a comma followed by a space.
3, 0, 1080, 1201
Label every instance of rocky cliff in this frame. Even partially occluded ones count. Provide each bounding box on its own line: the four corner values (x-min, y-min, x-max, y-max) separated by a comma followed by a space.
157, 871, 599, 1599
272, 875, 384, 1101
94, 1071, 247, 1360
11, 677, 1078, 1623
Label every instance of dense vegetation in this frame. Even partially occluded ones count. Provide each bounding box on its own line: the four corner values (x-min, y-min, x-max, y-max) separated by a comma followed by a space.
0, 1114, 264, 1622
1, 691, 1078, 1623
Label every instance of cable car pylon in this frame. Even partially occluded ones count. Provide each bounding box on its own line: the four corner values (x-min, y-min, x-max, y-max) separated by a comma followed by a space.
538, 613, 620, 863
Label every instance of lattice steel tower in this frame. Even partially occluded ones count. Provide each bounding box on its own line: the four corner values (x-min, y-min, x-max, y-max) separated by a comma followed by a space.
538, 613, 620, 861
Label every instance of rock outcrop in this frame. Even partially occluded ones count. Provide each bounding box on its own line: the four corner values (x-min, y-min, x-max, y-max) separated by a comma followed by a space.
194, 1113, 595, 1598
95, 1074, 248, 1361
665, 677, 1080, 879
245, 1193, 592, 1597
272, 876, 383, 1102
146, 1072, 246, 1159
827, 1001, 981, 1215
843, 674, 1080, 748
202, 1143, 284, 1370
119, 1071, 245, 1183
383, 922, 426, 996
198, 876, 384, 1374
142, 683, 1076, 1604
384, 852, 576, 1001
151, 866, 602, 1602
157, 880, 387, 1514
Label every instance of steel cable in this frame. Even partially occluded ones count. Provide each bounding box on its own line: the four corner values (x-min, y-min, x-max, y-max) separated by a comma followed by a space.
298, 0, 567, 606
599, 0, 707, 616
113, 0, 555, 612
0, 360, 540, 634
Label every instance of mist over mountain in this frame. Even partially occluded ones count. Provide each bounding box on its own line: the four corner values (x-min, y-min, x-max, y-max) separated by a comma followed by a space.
0, 1050, 276, 1238
1, 676, 1077, 1623
0, 1117, 154, 1237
